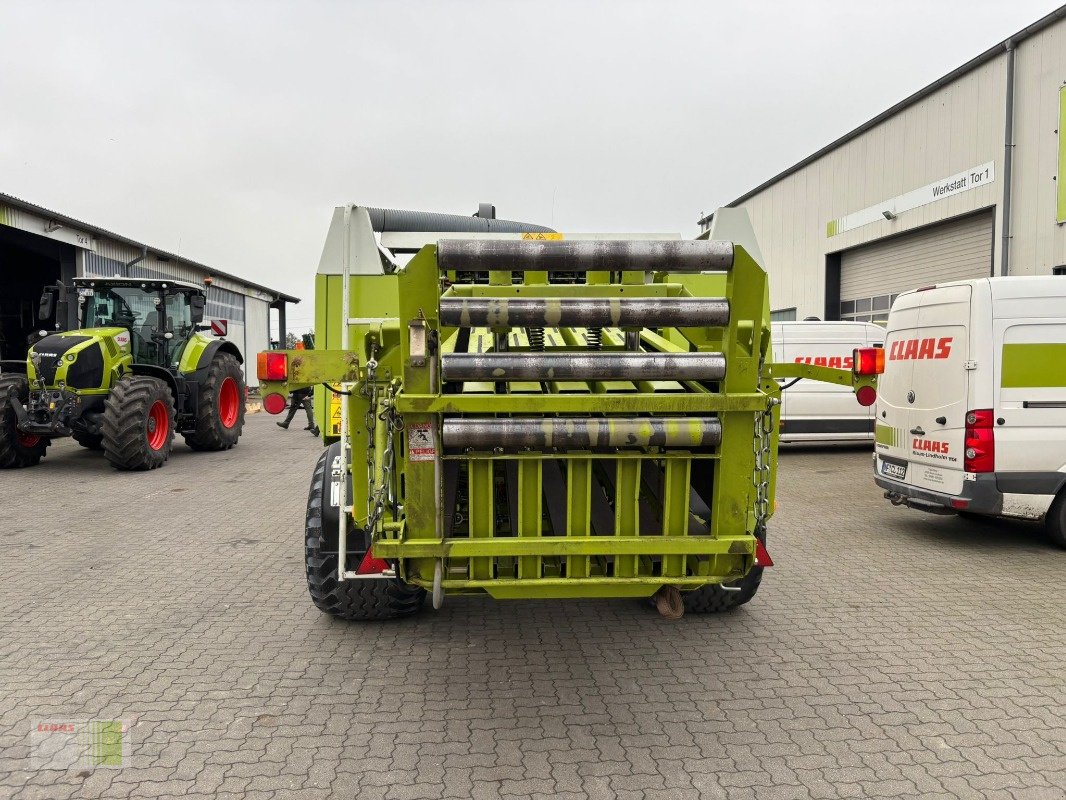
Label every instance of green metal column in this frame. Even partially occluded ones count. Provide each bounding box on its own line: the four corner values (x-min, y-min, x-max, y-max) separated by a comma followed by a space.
613, 460, 641, 578
566, 458, 592, 578
517, 461, 542, 579
661, 458, 692, 578
468, 460, 494, 580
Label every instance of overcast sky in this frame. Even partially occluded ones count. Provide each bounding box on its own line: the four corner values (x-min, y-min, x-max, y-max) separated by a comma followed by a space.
1, 0, 1061, 332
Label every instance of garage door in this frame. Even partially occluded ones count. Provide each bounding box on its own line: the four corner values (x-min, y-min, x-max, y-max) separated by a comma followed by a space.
839, 210, 993, 325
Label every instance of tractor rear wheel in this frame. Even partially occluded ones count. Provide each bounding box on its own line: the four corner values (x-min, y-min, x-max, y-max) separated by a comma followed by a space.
71, 429, 103, 450
101, 375, 175, 471
305, 445, 425, 620
0, 375, 50, 468
682, 529, 766, 613
184, 353, 245, 451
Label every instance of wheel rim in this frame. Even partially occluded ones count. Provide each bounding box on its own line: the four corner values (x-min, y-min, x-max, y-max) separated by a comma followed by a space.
17, 431, 41, 449
218, 377, 240, 429
146, 400, 169, 450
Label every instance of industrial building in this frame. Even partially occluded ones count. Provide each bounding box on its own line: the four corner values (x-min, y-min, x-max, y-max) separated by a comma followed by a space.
699, 5, 1066, 325
0, 193, 298, 385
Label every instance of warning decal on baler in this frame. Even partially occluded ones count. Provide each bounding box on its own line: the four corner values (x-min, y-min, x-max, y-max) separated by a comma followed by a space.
408, 423, 435, 462
329, 393, 342, 436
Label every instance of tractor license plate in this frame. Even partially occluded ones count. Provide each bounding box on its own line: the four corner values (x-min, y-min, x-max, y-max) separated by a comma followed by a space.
880, 460, 907, 481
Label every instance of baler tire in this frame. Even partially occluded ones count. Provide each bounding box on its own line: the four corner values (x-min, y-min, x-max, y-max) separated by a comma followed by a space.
183, 353, 245, 451
305, 447, 425, 620
683, 530, 766, 613
101, 375, 175, 471
71, 429, 104, 450
0, 375, 50, 468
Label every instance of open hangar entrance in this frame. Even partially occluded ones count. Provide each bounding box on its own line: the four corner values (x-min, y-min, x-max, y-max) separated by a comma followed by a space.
0, 225, 76, 361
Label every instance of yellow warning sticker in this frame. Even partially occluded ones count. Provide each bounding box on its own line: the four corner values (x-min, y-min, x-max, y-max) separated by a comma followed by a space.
329, 393, 342, 436
520, 232, 564, 240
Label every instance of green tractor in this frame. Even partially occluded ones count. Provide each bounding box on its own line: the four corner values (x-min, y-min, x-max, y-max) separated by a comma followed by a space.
0, 276, 246, 470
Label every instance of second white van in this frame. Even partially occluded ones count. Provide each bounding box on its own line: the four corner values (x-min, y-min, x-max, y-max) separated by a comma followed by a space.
773, 320, 884, 443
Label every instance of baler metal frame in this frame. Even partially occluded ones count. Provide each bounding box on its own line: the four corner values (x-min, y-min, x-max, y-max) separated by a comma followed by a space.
261, 206, 875, 608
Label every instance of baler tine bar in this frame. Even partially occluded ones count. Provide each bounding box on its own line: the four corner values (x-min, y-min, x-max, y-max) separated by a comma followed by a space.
436, 239, 734, 273
437, 297, 730, 329
441, 352, 726, 383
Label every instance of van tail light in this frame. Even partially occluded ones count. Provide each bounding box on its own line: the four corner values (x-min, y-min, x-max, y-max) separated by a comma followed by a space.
853, 347, 885, 376
257, 351, 288, 381
964, 409, 995, 473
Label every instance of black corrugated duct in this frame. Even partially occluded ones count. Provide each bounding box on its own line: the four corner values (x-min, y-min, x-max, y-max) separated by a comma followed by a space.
365, 207, 555, 234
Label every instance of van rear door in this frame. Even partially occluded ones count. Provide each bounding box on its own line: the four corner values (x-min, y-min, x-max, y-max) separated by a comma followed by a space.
877, 285, 971, 495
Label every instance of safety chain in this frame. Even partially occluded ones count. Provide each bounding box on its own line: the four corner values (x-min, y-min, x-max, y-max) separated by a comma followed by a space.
752, 366, 780, 528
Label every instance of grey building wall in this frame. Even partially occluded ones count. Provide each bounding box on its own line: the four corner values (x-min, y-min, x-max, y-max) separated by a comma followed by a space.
702, 11, 1066, 320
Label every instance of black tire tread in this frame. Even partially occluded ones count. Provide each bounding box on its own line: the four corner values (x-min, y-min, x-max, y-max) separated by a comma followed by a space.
683, 529, 766, 614
183, 353, 246, 451
101, 375, 174, 471
71, 428, 104, 450
0, 375, 50, 468
305, 447, 424, 620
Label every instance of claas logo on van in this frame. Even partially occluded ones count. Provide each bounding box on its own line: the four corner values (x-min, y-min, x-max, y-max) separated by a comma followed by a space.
888, 337, 952, 361
913, 439, 950, 454
794, 356, 854, 369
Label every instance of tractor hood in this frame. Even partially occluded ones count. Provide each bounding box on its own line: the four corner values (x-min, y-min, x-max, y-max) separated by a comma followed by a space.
28, 328, 129, 391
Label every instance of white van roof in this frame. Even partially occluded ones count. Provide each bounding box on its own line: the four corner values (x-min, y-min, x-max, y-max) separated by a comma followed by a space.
897, 275, 1066, 301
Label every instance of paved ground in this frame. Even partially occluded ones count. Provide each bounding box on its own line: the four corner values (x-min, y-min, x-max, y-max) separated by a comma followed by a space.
0, 414, 1063, 800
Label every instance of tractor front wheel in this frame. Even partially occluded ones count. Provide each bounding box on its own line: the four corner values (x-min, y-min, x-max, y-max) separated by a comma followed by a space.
305, 445, 425, 621
184, 353, 245, 451
0, 375, 50, 468
101, 375, 175, 471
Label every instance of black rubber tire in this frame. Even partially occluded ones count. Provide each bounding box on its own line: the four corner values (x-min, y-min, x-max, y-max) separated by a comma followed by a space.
683, 529, 766, 613
184, 353, 246, 451
101, 375, 175, 471
0, 375, 50, 468
71, 429, 103, 450
305, 446, 425, 621
1045, 492, 1066, 550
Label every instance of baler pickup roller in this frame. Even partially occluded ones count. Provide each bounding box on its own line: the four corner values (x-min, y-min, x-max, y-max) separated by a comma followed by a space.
438, 297, 730, 329
441, 416, 722, 451
441, 352, 726, 382
437, 239, 733, 273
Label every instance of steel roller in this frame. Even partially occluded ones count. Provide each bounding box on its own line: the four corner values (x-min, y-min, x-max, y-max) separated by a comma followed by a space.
437, 297, 730, 329
436, 239, 733, 273
441, 352, 726, 382
442, 416, 722, 451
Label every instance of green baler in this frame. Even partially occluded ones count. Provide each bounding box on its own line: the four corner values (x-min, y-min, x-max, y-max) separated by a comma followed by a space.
260, 206, 877, 620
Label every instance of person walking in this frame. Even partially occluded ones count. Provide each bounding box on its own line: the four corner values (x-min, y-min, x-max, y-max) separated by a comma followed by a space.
277, 386, 319, 436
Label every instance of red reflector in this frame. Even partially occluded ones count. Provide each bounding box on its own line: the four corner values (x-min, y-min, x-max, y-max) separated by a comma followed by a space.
262, 392, 287, 415
853, 347, 885, 376
855, 385, 877, 407
257, 351, 288, 381
755, 538, 773, 567
950, 499, 969, 510
963, 408, 995, 473
356, 550, 390, 575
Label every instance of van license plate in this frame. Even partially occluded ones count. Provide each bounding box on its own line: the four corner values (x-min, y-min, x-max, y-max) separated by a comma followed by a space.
880, 461, 907, 481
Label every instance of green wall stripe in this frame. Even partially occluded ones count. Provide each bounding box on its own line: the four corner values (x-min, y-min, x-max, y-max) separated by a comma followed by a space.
1001, 343, 1066, 388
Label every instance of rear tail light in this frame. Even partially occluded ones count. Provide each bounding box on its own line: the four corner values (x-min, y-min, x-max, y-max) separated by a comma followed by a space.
262, 393, 287, 415
964, 409, 995, 473
257, 351, 288, 381
855, 385, 877, 407
853, 347, 885, 376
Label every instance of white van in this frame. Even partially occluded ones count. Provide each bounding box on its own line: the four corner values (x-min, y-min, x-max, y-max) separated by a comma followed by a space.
773, 320, 884, 443
873, 277, 1066, 547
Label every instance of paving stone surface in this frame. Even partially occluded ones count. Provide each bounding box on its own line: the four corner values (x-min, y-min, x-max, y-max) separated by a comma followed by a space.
0, 417, 1063, 799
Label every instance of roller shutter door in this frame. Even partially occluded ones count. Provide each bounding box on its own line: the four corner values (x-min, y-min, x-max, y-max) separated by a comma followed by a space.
839, 211, 993, 324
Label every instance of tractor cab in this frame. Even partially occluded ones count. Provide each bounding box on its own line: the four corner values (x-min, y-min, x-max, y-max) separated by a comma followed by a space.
65, 278, 207, 369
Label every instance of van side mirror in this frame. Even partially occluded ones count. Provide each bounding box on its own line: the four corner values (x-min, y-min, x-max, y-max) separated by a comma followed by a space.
38, 290, 56, 321
190, 294, 206, 324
